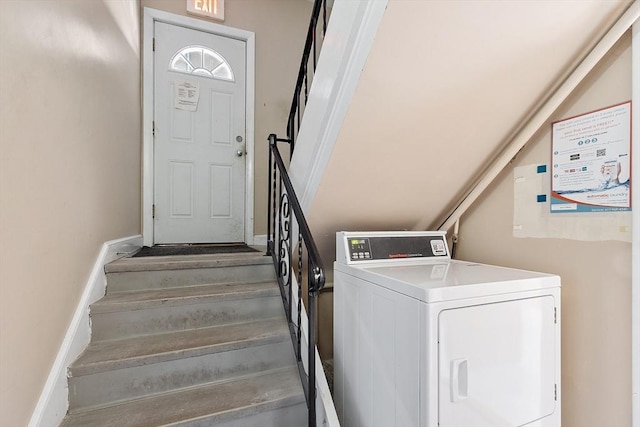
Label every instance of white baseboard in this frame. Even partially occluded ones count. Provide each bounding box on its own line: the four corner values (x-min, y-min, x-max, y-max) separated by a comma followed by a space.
290, 276, 340, 427
252, 234, 267, 246
28, 235, 143, 427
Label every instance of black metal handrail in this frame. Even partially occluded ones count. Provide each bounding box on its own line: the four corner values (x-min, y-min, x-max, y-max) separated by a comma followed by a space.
286, 0, 328, 157
266, 134, 326, 427
266, 1, 330, 424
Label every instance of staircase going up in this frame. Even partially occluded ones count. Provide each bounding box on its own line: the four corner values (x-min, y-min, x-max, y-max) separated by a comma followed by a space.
60, 251, 307, 427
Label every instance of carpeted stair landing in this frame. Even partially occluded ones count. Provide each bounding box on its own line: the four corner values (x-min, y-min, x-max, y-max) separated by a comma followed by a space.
60, 252, 306, 427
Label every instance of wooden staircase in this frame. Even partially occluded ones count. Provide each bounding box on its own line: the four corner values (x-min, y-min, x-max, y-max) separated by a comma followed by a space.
60, 252, 306, 426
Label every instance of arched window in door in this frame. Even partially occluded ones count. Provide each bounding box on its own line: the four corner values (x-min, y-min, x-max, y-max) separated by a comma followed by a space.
169, 46, 234, 82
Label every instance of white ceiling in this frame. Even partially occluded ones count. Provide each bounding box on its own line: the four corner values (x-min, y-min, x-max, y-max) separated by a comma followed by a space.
306, 0, 633, 272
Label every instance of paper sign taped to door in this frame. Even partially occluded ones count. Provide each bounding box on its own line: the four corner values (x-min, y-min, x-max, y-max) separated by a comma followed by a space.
174, 80, 200, 111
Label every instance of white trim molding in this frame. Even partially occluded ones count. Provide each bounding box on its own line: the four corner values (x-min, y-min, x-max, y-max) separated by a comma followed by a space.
29, 235, 143, 427
288, 0, 388, 210
142, 8, 256, 246
631, 14, 639, 427
289, 275, 339, 427
252, 234, 267, 246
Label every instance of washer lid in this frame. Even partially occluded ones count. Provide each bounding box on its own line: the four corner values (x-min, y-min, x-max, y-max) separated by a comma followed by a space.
338, 260, 560, 302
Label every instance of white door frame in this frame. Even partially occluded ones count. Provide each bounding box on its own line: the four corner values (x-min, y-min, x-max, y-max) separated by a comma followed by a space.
142, 7, 255, 247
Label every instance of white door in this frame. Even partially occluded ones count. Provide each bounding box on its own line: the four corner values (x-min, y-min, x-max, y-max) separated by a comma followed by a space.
154, 22, 246, 244
438, 296, 557, 427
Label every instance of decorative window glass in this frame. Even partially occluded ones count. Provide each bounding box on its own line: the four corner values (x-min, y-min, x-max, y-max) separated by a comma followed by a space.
169, 46, 234, 82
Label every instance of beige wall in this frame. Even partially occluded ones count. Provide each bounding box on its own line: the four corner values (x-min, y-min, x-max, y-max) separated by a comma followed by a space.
457, 32, 632, 427
0, 1, 141, 425
306, 0, 630, 361
307, 0, 630, 282
141, 0, 313, 236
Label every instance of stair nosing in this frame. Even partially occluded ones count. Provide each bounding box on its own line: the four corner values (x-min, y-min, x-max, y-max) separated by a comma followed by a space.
64, 366, 305, 423
92, 281, 281, 314
70, 318, 291, 376
164, 394, 305, 427
105, 253, 273, 273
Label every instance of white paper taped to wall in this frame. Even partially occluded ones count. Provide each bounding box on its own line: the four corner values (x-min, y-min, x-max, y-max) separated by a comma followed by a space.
513, 164, 631, 242
174, 80, 200, 111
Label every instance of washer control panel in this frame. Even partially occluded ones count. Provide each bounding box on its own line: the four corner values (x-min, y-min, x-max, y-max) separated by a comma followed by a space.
339, 232, 450, 264
348, 238, 373, 261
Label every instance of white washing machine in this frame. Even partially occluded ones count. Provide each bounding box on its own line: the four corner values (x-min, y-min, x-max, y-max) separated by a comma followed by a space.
334, 231, 561, 427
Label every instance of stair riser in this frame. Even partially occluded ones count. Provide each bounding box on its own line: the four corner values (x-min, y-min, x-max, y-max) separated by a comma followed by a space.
176, 402, 307, 427
107, 264, 276, 292
91, 296, 284, 342
68, 341, 296, 412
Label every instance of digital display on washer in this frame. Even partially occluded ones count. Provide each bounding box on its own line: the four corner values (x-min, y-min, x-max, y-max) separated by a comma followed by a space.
348, 236, 448, 261
348, 238, 372, 260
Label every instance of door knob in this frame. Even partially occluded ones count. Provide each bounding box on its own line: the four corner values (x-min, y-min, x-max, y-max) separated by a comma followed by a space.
236, 149, 244, 157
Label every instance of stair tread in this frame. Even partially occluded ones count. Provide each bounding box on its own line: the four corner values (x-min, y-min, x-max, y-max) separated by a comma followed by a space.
71, 318, 290, 376
61, 366, 305, 426
94, 281, 280, 312
106, 252, 272, 273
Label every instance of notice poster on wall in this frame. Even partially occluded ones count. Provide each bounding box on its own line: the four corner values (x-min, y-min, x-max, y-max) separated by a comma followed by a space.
550, 102, 631, 213
174, 80, 200, 111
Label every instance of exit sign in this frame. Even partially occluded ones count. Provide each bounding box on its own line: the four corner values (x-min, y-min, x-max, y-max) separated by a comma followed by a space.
187, 0, 224, 21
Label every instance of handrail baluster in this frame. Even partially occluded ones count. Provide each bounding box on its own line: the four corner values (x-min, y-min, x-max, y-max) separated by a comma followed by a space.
266, 135, 325, 427
265, 0, 329, 425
